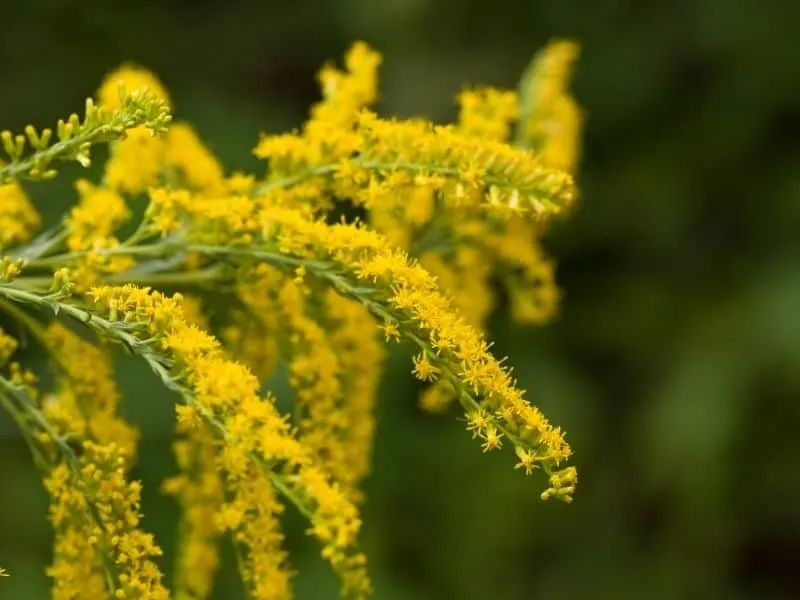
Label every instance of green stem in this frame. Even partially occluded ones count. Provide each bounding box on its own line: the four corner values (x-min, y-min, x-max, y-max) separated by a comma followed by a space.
252, 158, 557, 199
0, 296, 50, 340
0, 388, 49, 469
0, 128, 98, 182
13, 265, 227, 292
22, 242, 170, 269
9, 228, 68, 262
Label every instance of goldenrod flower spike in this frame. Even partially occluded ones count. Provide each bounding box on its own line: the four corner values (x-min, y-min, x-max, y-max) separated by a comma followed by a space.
254, 210, 575, 492
162, 425, 225, 600
42, 323, 138, 457
0, 38, 582, 600
0, 362, 167, 599
254, 109, 576, 220
85, 284, 370, 598
45, 442, 169, 600
160, 298, 225, 600
516, 39, 582, 173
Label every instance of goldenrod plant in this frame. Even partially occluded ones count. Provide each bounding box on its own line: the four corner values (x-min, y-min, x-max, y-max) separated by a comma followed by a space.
0, 40, 581, 599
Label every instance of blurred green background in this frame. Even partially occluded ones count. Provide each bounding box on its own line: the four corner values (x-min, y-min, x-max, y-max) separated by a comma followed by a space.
2, 1, 800, 598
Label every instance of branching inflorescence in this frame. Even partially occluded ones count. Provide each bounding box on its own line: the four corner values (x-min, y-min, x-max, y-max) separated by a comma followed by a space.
0, 39, 582, 598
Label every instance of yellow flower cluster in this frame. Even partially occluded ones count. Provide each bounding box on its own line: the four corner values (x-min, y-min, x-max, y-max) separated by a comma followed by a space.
66, 180, 130, 252
87, 284, 371, 598
63, 179, 134, 287
160, 299, 224, 600
252, 41, 580, 338
308, 41, 382, 145
457, 87, 520, 142
252, 40, 380, 179
255, 109, 575, 220
137, 144, 575, 499
0, 328, 18, 365
162, 427, 224, 600
0, 342, 37, 400
229, 263, 384, 500
419, 40, 583, 329
237, 266, 349, 481
319, 289, 384, 492
42, 323, 138, 456
164, 123, 225, 191
255, 208, 575, 496
0, 180, 40, 249
35, 324, 166, 599
222, 308, 280, 380
0, 38, 583, 599
216, 459, 290, 600
45, 442, 168, 600
98, 66, 223, 195
105, 126, 165, 194
97, 63, 171, 194
133, 176, 575, 499
105, 117, 224, 195
519, 40, 582, 172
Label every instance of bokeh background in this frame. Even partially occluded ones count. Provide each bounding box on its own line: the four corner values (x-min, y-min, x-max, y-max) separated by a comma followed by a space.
2, 1, 800, 598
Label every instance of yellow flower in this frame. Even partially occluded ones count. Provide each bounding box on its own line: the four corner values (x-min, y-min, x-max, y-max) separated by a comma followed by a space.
0, 181, 40, 249
88, 284, 371, 596
165, 122, 224, 191
311, 41, 381, 132
519, 40, 582, 173
412, 352, 440, 382
321, 290, 385, 492
66, 179, 130, 252
45, 443, 168, 600
457, 86, 519, 142
43, 322, 139, 457
97, 64, 171, 111
0, 328, 18, 365
105, 127, 165, 195
163, 425, 224, 600
0, 39, 585, 600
